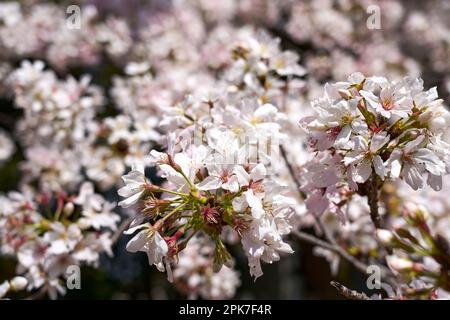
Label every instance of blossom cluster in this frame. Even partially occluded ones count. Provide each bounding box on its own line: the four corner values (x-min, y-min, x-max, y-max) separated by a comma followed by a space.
119, 96, 297, 280
301, 73, 450, 219
115, 22, 306, 282
0, 183, 119, 299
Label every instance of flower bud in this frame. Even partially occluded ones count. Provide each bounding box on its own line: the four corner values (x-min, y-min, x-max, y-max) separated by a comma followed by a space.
402, 202, 429, 222
63, 202, 75, 218
9, 276, 28, 291
386, 255, 414, 273
376, 229, 394, 245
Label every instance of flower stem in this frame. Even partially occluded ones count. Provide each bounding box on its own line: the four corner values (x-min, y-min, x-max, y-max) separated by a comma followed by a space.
161, 202, 188, 222
157, 187, 188, 197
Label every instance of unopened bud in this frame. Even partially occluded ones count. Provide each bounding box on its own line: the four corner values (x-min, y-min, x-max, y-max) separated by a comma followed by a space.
386, 256, 414, 273
403, 202, 429, 223
9, 276, 27, 291
63, 202, 75, 218
376, 229, 394, 245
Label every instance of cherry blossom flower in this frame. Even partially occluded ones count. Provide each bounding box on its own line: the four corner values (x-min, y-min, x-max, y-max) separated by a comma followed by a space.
118, 162, 148, 208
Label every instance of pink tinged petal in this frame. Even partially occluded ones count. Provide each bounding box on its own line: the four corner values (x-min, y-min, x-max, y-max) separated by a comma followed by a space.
250, 163, 266, 181
245, 190, 264, 219
154, 232, 168, 254
149, 150, 166, 164
197, 176, 222, 191
254, 104, 277, 119
313, 168, 339, 188
426, 87, 438, 101
348, 72, 365, 84
128, 214, 146, 230
427, 174, 442, 191
117, 184, 141, 198
373, 156, 386, 180
414, 148, 445, 175
223, 175, 239, 193
159, 164, 186, 187
404, 136, 425, 154
232, 195, 248, 212
278, 242, 294, 254
118, 191, 142, 208
248, 256, 263, 280
173, 153, 192, 177
233, 165, 250, 186
380, 107, 392, 118
335, 125, 352, 148
344, 151, 364, 166
403, 163, 423, 190
49, 240, 68, 255
359, 90, 384, 118
370, 132, 389, 153
305, 190, 328, 216
121, 170, 146, 185
351, 119, 368, 133
147, 233, 168, 269
131, 161, 145, 175
346, 167, 358, 191
352, 158, 372, 183
124, 222, 151, 236
126, 230, 148, 252
387, 151, 402, 178
352, 135, 368, 152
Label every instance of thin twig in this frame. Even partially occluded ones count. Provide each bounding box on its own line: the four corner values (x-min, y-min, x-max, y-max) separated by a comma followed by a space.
330, 281, 369, 300
291, 230, 335, 252
292, 229, 368, 275
280, 145, 302, 194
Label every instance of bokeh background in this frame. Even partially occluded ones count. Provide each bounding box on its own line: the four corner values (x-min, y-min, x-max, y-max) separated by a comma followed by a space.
1, 0, 450, 299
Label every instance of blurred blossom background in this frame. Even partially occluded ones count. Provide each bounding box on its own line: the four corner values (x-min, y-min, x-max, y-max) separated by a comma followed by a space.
1, 0, 450, 299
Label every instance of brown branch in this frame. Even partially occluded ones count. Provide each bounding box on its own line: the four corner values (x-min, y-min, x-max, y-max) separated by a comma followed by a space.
280, 145, 303, 195
330, 281, 369, 300
291, 229, 335, 252
292, 229, 369, 275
